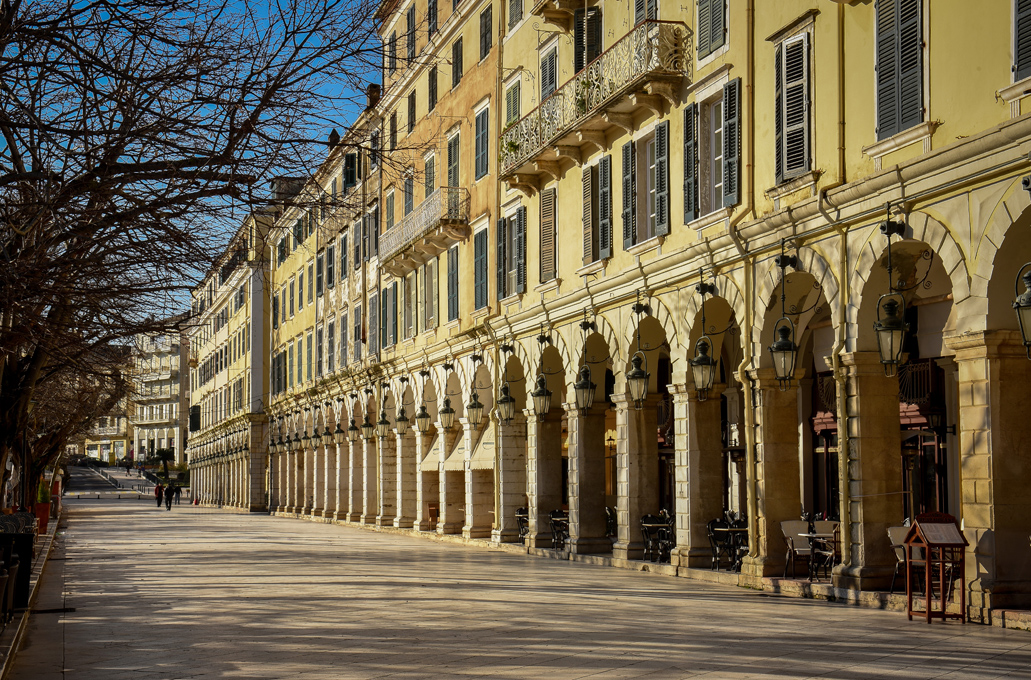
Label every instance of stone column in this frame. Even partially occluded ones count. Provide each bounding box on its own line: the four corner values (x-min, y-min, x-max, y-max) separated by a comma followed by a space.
276, 452, 287, 512
671, 383, 726, 569
947, 331, 1031, 620
311, 443, 324, 516
436, 424, 464, 535
346, 438, 363, 521
833, 351, 903, 591
463, 418, 493, 539
376, 431, 397, 526
415, 430, 439, 531
322, 441, 336, 518
333, 442, 348, 520
492, 413, 527, 544
303, 444, 315, 513
612, 394, 660, 561
361, 435, 379, 524
741, 371, 801, 579
525, 409, 563, 549
395, 430, 417, 528
566, 403, 610, 554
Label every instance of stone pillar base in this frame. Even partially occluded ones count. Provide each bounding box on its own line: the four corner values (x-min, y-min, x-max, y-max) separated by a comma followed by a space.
375, 516, 393, 527
526, 532, 555, 549
832, 563, 894, 591
344, 512, 361, 522
247, 504, 266, 513
671, 547, 717, 569
394, 518, 415, 529
491, 528, 522, 544
332, 511, 348, 521
463, 526, 492, 539
415, 520, 436, 532
569, 537, 612, 555
360, 513, 376, 525
613, 541, 644, 561
740, 554, 785, 579
437, 521, 462, 535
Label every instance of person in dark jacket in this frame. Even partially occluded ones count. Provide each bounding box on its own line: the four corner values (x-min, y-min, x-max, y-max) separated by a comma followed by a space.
155, 484, 164, 507
173, 484, 182, 505
164, 484, 174, 510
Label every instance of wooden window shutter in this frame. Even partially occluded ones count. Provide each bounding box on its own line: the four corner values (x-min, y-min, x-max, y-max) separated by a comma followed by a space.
634, 0, 646, 26
480, 6, 492, 61
1017, 0, 1031, 80
381, 288, 389, 347
542, 49, 557, 99
781, 34, 810, 181
361, 213, 369, 262
425, 156, 435, 198
509, 0, 522, 28
429, 0, 438, 36
683, 104, 698, 222
646, 0, 657, 21
774, 42, 784, 185
582, 164, 595, 264
876, 0, 900, 139
474, 230, 488, 309
448, 134, 460, 186
897, 0, 922, 133
655, 119, 670, 236
598, 155, 612, 259
452, 38, 463, 88
697, 0, 711, 56
392, 282, 398, 342
540, 188, 556, 282
622, 140, 636, 249
429, 66, 437, 111
372, 204, 380, 256
723, 78, 741, 207
709, 0, 725, 52
506, 82, 520, 124
369, 292, 378, 357
574, 8, 602, 73
515, 208, 527, 293
496, 218, 508, 300
407, 6, 416, 60
447, 247, 459, 320
408, 92, 416, 133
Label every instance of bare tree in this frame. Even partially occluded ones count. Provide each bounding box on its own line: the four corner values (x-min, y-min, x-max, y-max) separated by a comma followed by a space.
0, 0, 384, 505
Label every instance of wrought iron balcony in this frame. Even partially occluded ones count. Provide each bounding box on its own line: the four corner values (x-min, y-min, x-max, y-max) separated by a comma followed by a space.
500, 20, 691, 193
380, 186, 470, 277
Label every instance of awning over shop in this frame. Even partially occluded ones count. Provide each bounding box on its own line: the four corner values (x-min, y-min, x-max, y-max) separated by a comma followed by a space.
468, 426, 495, 470
419, 435, 441, 472
441, 435, 466, 471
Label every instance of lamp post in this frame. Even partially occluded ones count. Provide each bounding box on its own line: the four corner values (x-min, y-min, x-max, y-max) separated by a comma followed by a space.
874, 204, 909, 377
1014, 264, 1031, 358
768, 241, 799, 390
691, 272, 720, 401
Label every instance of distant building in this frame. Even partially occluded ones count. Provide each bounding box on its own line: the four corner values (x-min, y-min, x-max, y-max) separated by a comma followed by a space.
129, 326, 190, 465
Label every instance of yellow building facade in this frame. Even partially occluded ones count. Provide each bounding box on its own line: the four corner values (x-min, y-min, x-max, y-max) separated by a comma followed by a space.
249, 0, 1031, 624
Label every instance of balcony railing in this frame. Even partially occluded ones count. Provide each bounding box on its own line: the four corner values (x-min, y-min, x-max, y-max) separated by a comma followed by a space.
500, 20, 690, 179
380, 186, 470, 275
93, 426, 126, 436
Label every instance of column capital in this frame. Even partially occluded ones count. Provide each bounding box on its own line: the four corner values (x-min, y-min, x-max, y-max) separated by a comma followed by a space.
944, 329, 1027, 360
669, 382, 727, 402
838, 351, 895, 376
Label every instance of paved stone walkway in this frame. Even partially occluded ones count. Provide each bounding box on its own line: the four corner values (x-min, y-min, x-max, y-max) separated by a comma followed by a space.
10, 499, 1031, 679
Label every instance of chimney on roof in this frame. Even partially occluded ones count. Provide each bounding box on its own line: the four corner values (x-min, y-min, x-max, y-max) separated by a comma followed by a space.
328, 129, 340, 147
366, 83, 381, 110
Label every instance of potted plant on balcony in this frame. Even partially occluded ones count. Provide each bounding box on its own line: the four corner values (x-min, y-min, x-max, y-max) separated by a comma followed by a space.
504, 139, 520, 156
35, 481, 52, 534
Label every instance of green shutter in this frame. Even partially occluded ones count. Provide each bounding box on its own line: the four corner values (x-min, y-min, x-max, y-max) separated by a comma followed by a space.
622, 140, 636, 249
475, 230, 488, 309
782, 35, 810, 180
683, 104, 698, 222
697, 0, 711, 57
583, 164, 595, 264
709, 0, 724, 52
598, 155, 612, 259
723, 78, 741, 207
540, 188, 556, 282
655, 120, 669, 236
515, 208, 527, 294
1017, 0, 1031, 80
496, 218, 508, 300
897, 0, 922, 133
447, 247, 459, 320
876, 0, 899, 139
774, 42, 784, 185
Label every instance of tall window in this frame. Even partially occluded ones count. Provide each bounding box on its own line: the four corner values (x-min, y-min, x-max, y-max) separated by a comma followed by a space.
388, 31, 397, 72
479, 6, 492, 61
621, 121, 669, 248
540, 188, 557, 282
289, 278, 295, 316
684, 79, 740, 220
307, 262, 314, 303
327, 320, 335, 372
452, 38, 463, 88
406, 5, 416, 61
428, 0, 438, 36
508, 0, 522, 28
505, 81, 520, 125
710, 99, 724, 210
875, 0, 922, 140
474, 229, 488, 309
389, 111, 397, 150
581, 156, 611, 265
424, 154, 436, 197
696, 0, 725, 58
386, 191, 395, 231
474, 108, 489, 179
428, 66, 438, 111
541, 48, 557, 99
1016, 0, 1031, 80
404, 176, 414, 215
340, 312, 348, 365
447, 246, 459, 321
574, 8, 602, 73
447, 133, 460, 186
775, 33, 810, 184
497, 208, 526, 299
341, 232, 348, 274
407, 91, 416, 134
316, 327, 324, 377
306, 332, 313, 382
327, 243, 335, 287
423, 259, 437, 329
316, 253, 325, 297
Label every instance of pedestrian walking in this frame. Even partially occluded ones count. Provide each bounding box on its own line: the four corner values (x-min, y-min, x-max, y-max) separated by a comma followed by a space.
155, 484, 164, 507
173, 485, 182, 505
164, 484, 174, 510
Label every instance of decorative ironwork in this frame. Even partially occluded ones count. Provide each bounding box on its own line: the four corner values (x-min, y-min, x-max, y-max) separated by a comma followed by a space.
899, 360, 939, 406
500, 20, 691, 176
379, 186, 470, 263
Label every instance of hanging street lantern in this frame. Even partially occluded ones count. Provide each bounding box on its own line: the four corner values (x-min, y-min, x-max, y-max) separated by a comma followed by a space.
690, 337, 718, 401
874, 203, 909, 378
626, 353, 649, 410
1013, 264, 1031, 358
414, 404, 432, 433
466, 391, 484, 427
768, 242, 799, 390
347, 418, 360, 442
376, 409, 391, 438
530, 373, 552, 419
361, 415, 375, 440
333, 421, 346, 444
574, 365, 596, 414
497, 383, 516, 423
321, 426, 333, 447
439, 397, 456, 430
396, 406, 410, 436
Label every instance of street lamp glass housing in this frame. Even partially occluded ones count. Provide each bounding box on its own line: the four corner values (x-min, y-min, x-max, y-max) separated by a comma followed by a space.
497, 383, 516, 423
1013, 266, 1031, 358
626, 352, 650, 409
292, 432, 302, 451
395, 406, 410, 436
530, 374, 552, 419
376, 410, 391, 438
414, 405, 432, 433
768, 320, 798, 389
321, 427, 333, 447
466, 391, 484, 427
573, 365, 596, 413
333, 422, 346, 444
347, 418, 360, 442
438, 397, 456, 430
873, 294, 909, 377
361, 415, 375, 440
690, 337, 718, 401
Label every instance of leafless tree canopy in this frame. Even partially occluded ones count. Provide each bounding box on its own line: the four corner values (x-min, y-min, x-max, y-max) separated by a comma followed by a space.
0, 0, 383, 504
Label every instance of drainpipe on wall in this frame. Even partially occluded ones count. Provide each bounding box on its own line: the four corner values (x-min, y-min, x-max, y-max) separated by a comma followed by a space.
832, 225, 852, 569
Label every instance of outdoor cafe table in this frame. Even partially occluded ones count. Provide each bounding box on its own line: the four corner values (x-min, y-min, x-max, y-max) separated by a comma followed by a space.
713, 525, 748, 571
799, 532, 835, 582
